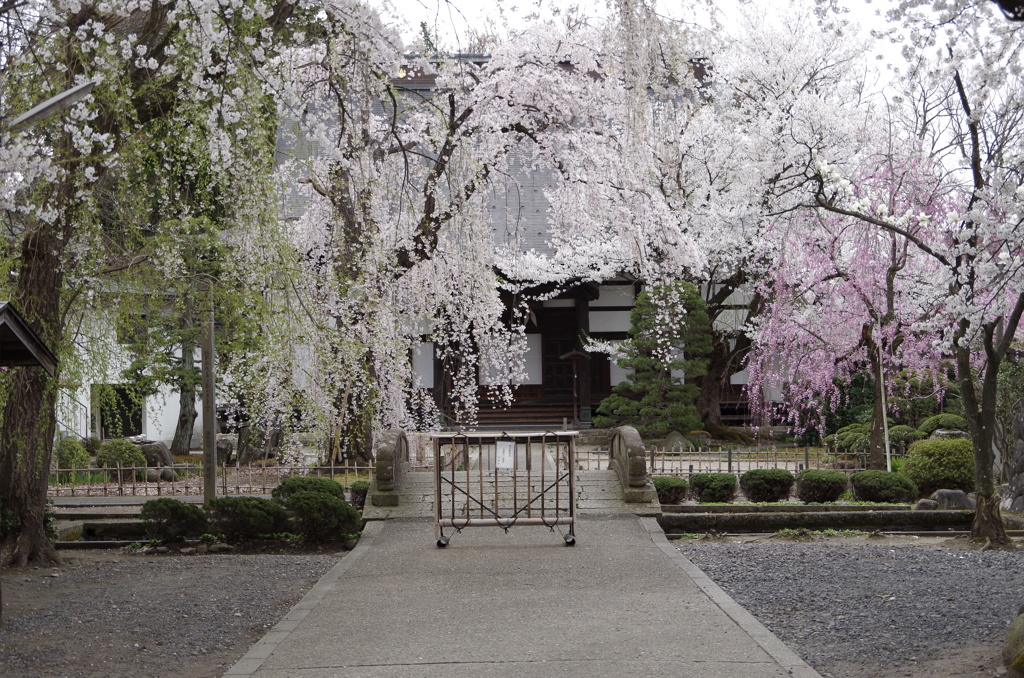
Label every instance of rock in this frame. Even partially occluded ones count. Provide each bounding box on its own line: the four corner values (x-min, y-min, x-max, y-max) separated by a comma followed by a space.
1004, 612, 1024, 678
929, 428, 971, 440
145, 469, 159, 483
930, 489, 976, 510
663, 431, 694, 452
832, 460, 856, 470
914, 499, 939, 511
209, 543, 234, 554
159, 467, 179, 482
140, 442, 174, 468
180, 547, 196, 555
155, 546, 169, 554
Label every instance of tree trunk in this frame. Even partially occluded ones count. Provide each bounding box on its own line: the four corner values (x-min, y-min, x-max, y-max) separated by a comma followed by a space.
696, 341, 729, 429
867, 347, 887, 470
0, 226, 65, 569
170, 328, 198, 456
956, 332, 1010, 544
170, 380, 197, 456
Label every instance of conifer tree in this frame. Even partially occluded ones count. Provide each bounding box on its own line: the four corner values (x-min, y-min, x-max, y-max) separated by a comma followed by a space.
593, 281, 711, 439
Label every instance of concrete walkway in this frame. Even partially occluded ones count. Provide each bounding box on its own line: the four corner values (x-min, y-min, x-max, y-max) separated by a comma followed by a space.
225, 515, 822, 678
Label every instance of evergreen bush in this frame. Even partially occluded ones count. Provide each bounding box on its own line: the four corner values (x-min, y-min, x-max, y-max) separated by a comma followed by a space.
592, 280, 711, 438
652, 476, 689, 504
141, 498, 207, 540
55, 438, 90, 469
918, 414, 970, 436
349, 480, 371, 510
795, 469, 849, 503
850, 470, 918, 503
835, 430, 868, 454
95, 439, 147, 480
689, 473, 737, 503
285, 490, 362, 542
900, 438, 974, 496
887, 425, 926, 453
271, 475, 346, 502
207, 496, 290, 538
739, 469, 795, 502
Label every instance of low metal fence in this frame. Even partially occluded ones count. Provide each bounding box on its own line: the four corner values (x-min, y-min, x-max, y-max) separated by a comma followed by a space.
432, 431, 577, 547
47, 460, 374, 498
576, 443, 896, 478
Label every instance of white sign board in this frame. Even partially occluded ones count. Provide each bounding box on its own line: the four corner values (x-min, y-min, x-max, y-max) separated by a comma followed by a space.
496, 441, 516, 469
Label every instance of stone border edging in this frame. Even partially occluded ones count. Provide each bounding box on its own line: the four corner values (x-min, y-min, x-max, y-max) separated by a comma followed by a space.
639, 516, 824, 678
222, 520, 384, 677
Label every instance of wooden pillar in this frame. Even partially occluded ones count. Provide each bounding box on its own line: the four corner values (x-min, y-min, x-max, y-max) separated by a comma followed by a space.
576, 290, 592, 427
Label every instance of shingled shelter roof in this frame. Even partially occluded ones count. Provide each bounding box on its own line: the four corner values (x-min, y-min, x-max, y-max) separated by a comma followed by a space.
0, 302, 58, 376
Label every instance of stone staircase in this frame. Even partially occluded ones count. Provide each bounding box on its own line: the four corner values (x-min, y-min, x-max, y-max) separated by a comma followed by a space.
363, 469, 658, 520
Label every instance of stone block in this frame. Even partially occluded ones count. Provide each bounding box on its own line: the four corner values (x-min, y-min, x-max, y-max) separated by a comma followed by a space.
930, 489, 976, 510
1004, 612, 1024, 678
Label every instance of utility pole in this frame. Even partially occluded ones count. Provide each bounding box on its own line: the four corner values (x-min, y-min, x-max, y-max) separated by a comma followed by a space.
202, 289, 217, 505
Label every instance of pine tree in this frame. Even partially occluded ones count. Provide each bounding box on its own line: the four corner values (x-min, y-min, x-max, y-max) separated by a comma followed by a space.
593, 281, 711, 439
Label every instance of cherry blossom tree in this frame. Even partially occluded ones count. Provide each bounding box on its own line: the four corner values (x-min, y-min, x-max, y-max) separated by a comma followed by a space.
747, 150, 952, 469
803, 0, 1024, 542
0, 0, 300, 567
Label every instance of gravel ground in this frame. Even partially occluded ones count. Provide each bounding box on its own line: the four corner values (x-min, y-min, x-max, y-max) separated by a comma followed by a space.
677, 536, 1024, 678
0, 551, 339, 678
3, 535, 1021, 678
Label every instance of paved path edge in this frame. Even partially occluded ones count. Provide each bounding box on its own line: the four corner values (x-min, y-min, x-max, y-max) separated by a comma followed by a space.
639, 517, 823, 678
222, 520, 385, 677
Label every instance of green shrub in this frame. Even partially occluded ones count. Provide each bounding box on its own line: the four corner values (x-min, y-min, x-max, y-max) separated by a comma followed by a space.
652, 476, 689, 504
739, 469, 795, 502
95, 439, 147, 480
850, 470, 918, 503
918, 414, 970, 436
141, 498, 208, 541
689, 473, 737, 503
55, 438, 90, 469
349, 480, 371, 510
900, 438, 974, 496
83, 436, 102, 455
887, 425, 926, 452
285, 490, 362, 542
836, 431, 868, 454
271, 475, 346, 502
207, 496, 290, 538
795, 469, 849, 503
835, 423, 869, 436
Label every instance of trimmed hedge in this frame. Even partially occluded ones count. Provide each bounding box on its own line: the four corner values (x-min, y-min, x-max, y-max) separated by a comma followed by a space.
900, 438, 974, 496
918, 414, 969, 436
271, 476, 346, 502
851, 470, 918, 503
286, 490, 362, 542
141, 498, 207, 541
349, 480, 371, 510
95, 439, 147, 480
207, 496, 290, 538
887, 425, 926, 452
795, 469, 849, 503
55, 438, 90, 469
739, 469, 795, 502
689, 473, 737, 503
652, 476, 689, 504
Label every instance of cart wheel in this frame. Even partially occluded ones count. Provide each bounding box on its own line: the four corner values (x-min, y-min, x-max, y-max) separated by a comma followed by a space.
564, 534, 576, 547
436, 536, 450, 548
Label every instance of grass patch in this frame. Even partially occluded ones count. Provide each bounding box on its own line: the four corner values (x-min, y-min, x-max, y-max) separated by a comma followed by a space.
49, 471, 107, 485
773, 528, 867, 540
